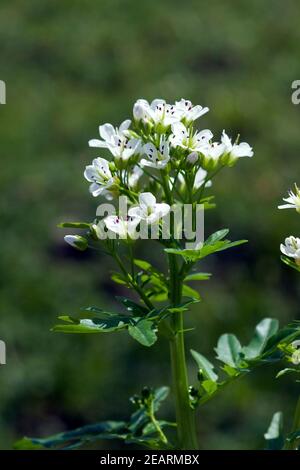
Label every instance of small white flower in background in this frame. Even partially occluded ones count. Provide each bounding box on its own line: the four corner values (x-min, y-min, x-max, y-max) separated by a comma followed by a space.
194, 168, 212, 189
280, 236, 300, 264
221, 130, 254, 162
128, 165, 143, 189
278, 184, 300, 213
140, 135, 170, 169
128, 192, 170, 224
170, 122, 213, 151
291, 340, 300, 365
89, 120, 140, 160
84, 157, 116, 197
104, 215, 140, 239
178, 168, 211, 190
174, 98, 209, 123
64, 235, 88, 251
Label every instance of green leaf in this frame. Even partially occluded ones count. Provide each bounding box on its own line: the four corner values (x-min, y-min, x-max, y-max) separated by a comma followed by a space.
182, 284, 201, 300
128, 319, 157, 347
58, 222, 90, 229
276, 368, 299, 379
264, 412, 284, 450
184, 272, 212, 281
190, 349, 218, 381
111, 272, 128, 286
202, 379, 218, 395
134, 259, 154, 271
116, 296, 149, 315
243, 318, 279, 360
205, 229, 229, 244
14, 421, 127, 450
165, 229, 247, 263
215, 334, 242, 368
52, 313, 131, 334
281, 255, 300, 273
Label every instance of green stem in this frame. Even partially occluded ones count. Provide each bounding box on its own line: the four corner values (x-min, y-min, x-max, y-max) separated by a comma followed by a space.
168, 253, 198, 449
286, 395, 300, 450
113, 250, 154, 311
148, 399, 168, 445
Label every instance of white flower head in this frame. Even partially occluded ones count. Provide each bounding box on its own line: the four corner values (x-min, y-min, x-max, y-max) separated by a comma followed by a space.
291, 340, 300, 365
221, 130, 253, 164
84, 157, 117, 197
133, 98, 181, 127
64, 235, 88, 251
200, 141, 226, 170
104, 215, 140, 239
170, 122, 213, 152
280, 236, 300, 264
89, 120, 140, 161
175, 98, 209, 123
140, 135, 170, 169
278, 184, 300, 213
128, 192, 170, 225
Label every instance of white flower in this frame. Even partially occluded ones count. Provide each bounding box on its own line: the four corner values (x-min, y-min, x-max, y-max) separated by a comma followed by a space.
128, 192, 170, 224
178, 168, 212, 190
291, 340, 300, 365
89, 120, 140, 160
64, 235, 88, 251
84, 157, 116, 197
278, 185, 300, 213
221, 130, 253, 160
128, 165, 143, 189
194, 168, 212, 189
175, 98, 209, 123
170, 122, 213, 151
133, 98, 180, 127
140, 135, 170, 169
280, 236, 300, 264
199, 141, 226, 170
104, 215, 140, 239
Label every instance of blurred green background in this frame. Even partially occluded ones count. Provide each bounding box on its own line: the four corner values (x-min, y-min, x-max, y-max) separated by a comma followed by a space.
1, 0, 300, 450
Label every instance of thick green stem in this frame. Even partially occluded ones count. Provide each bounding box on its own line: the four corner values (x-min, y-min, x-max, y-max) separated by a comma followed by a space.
168, 253, 198, 449
286, 395, 300, 450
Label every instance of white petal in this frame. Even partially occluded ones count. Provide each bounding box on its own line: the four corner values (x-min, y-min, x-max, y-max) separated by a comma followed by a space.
88, 139, 108, 148
171, 122, 188, 137
119, 119, 131, 133
143, 143, 158, 161
154, 203, 170, 217
99, 123, 115, 142
139, 192, 156, 208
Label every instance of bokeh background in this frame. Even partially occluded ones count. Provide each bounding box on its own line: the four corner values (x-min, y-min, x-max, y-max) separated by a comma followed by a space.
1, 0, 300, 450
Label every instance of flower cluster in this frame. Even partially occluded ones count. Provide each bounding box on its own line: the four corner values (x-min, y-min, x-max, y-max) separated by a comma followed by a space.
64, 97, 253, 243
279, 184, 300, 265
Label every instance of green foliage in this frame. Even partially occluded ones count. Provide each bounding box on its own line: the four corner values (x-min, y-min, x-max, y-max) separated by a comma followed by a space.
52, 297, 199, 347
165, 229, 247, 263
191, 319, 300, 407
281, 256, 300, 273
128, 319, 157, 347
14, 387, 174, 450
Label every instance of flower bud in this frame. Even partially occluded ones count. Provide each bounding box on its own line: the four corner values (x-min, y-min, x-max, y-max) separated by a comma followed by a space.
64, 235, 88, 251
133, 103, 144, 121
187, 152, 199, 166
